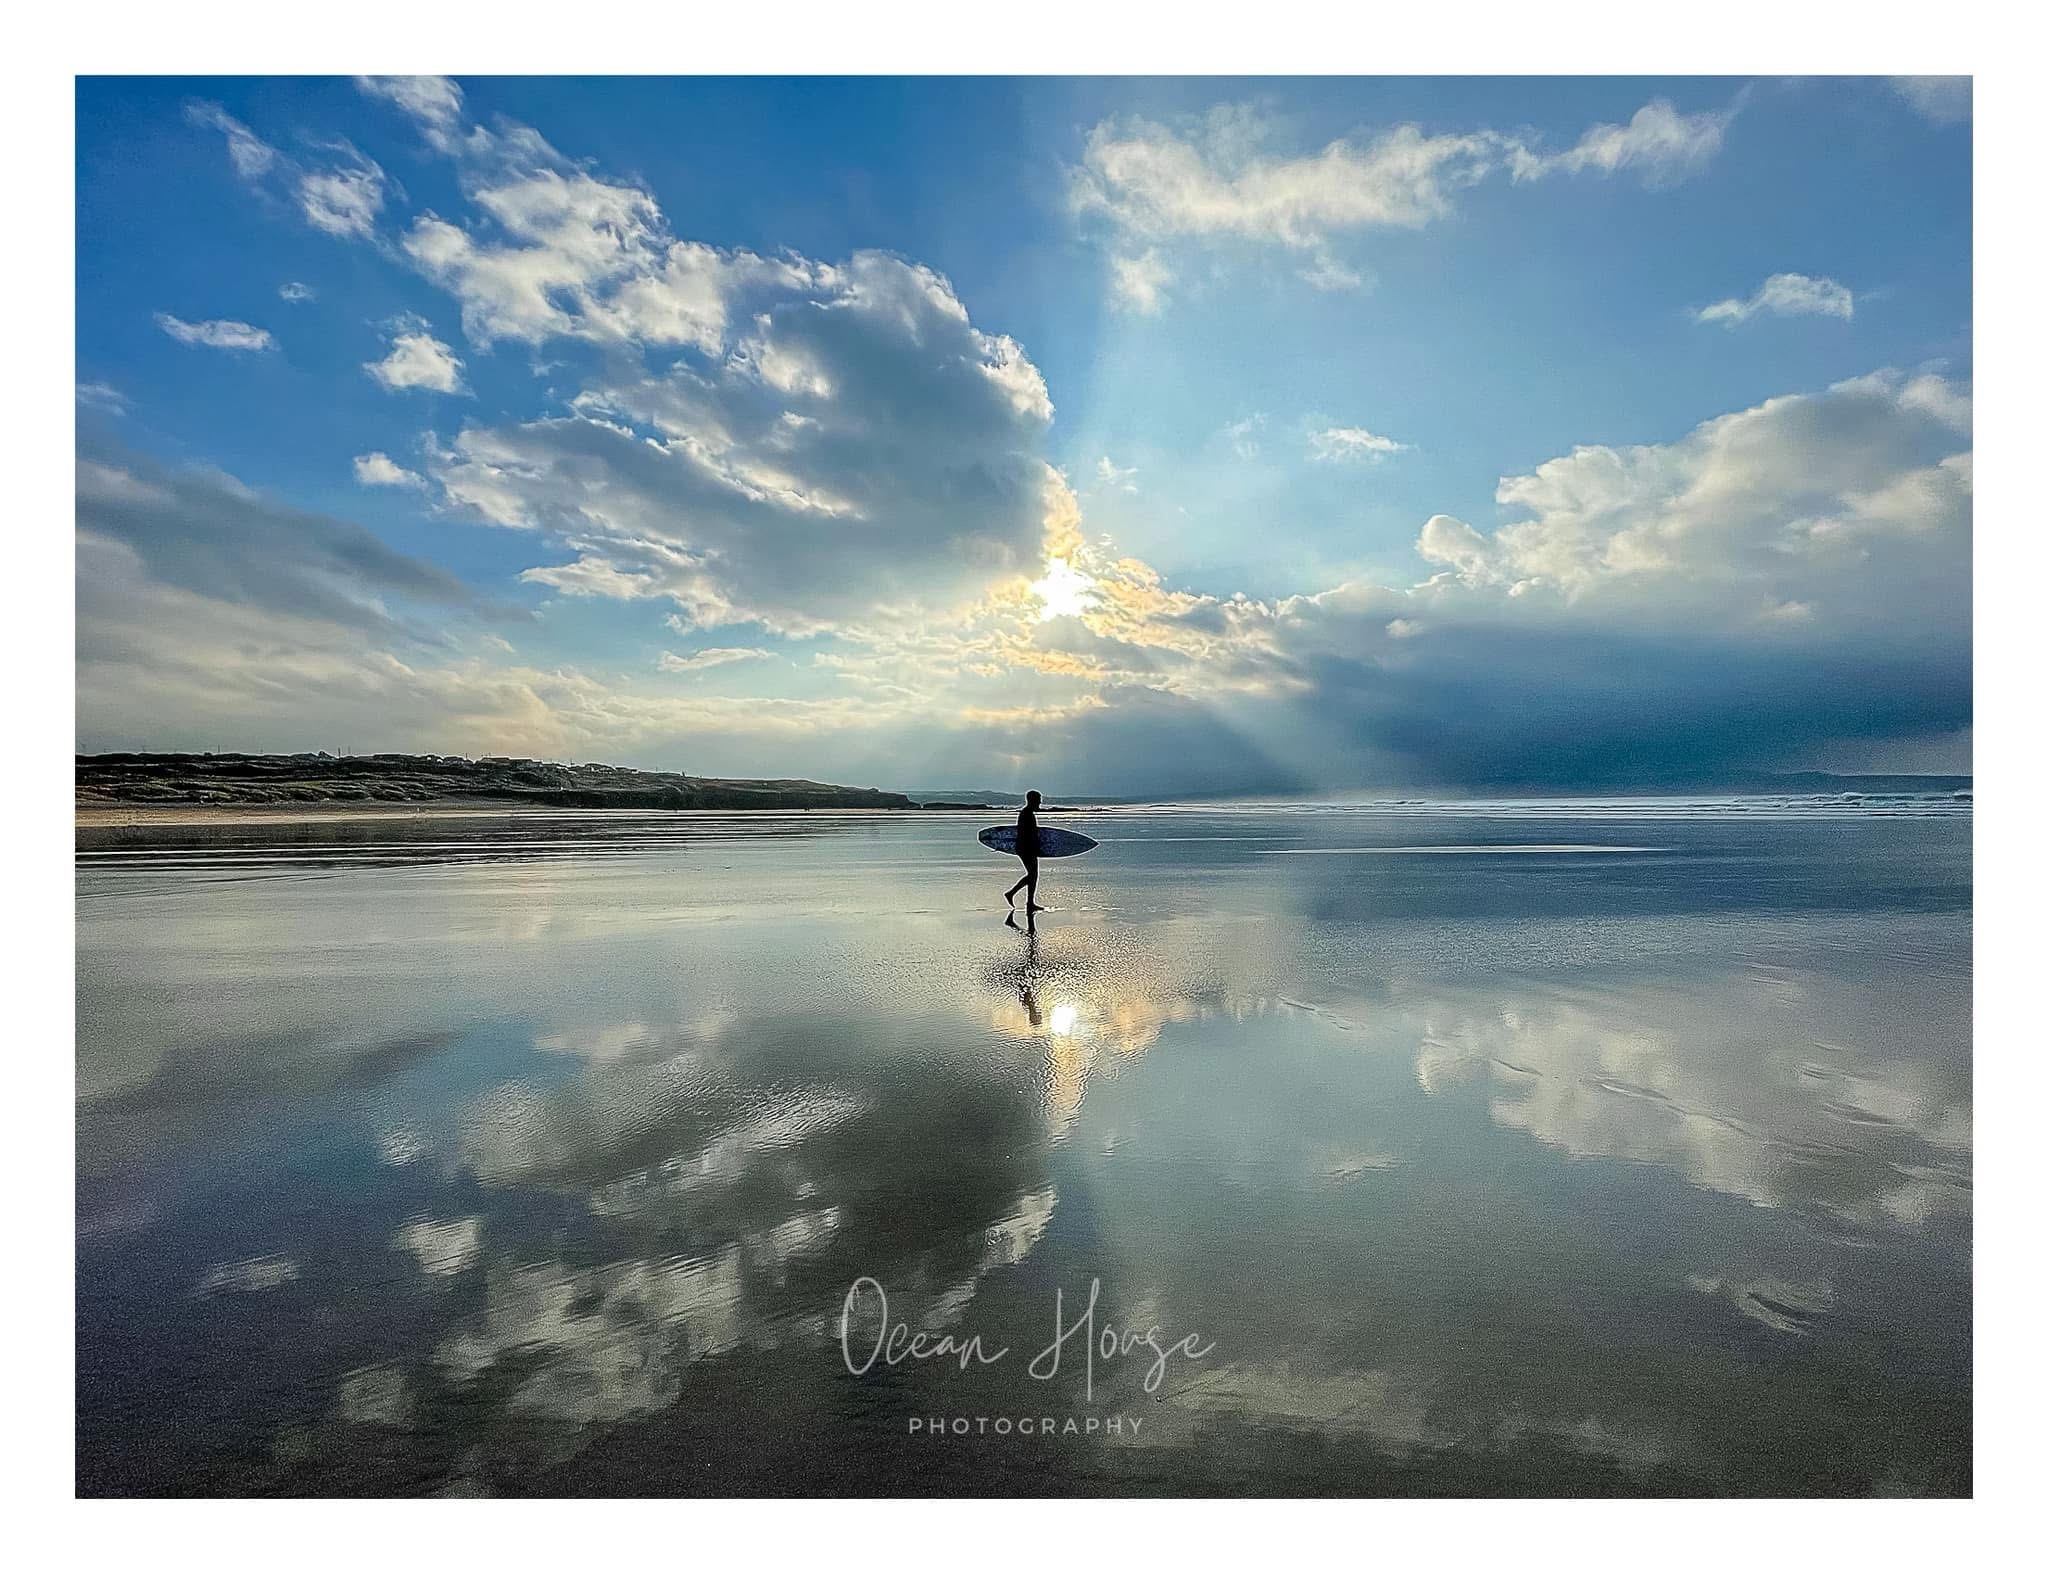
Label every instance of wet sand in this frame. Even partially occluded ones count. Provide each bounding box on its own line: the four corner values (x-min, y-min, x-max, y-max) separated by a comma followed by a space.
76, 800, 1971, 1495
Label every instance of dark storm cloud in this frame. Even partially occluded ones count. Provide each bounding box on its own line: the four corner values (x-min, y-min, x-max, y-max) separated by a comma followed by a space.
1284, 621, 1971, 788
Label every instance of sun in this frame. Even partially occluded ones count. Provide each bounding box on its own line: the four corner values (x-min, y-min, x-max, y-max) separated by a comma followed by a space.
1028, 556, 1097, 621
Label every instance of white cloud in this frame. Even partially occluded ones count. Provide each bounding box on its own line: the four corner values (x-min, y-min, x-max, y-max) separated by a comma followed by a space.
357, 75, 468, 149
184, 102, 276, 179
1411, 368, 1969, 625
76, 381, 129, 414
1309, 426, 1409, 462
298, 152, 387, 239
1073, 107, 1501, 249
1095, 455, 1139, 492
188, 99, 389, 244
1221, 412, 1266, 460
658, 646, 776, 673
1696, 272, 1855, 326
1109, 249, 1172, 314
1071, 98, 1733, 309
1300, 255, 1366, 291
520, 555, 665, 601
279, 281, 316, 303
372, 92, 810, 355
1892, 77, 1971, 126
1510, 100, 1730, 187
423, 243, 1059, 633
155, 314, 274, 352
353, 451, 426, 488
365, 326, 466, 394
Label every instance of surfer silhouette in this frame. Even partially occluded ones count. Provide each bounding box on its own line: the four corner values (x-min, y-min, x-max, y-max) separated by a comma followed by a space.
1004, 790, 1045, 912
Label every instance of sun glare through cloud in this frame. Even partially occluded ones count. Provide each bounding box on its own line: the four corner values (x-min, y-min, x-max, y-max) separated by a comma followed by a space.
1029, 557, 1098, 621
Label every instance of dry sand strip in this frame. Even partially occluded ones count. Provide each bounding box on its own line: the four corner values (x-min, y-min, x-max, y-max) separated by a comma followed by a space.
1255, 844, 1659, 854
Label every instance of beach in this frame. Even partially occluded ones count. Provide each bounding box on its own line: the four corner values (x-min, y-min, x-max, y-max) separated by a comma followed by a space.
75, 798, 1971, 1495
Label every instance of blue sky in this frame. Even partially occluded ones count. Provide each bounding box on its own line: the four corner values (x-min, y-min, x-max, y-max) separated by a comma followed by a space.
75, 76, 1971, 794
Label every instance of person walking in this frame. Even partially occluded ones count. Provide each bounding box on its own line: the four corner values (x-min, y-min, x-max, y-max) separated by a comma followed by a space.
1004, 790, 1045, 912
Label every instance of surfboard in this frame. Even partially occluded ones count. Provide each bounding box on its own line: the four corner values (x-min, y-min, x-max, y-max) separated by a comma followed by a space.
979, 825, 1099, 859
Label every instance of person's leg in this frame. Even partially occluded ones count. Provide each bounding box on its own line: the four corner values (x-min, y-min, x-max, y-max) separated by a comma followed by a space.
1005, 860, 1029, 904
1025, 859, 1043, 910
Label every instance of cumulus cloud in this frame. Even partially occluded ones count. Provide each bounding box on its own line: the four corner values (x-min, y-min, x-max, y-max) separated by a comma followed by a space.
1413, 370, 1967, 615
365, 324, 466, 393
155, 314, 274, 351
417, 239, 1058, 633
279, 281, 316, 303
1309, 426, 1409, 462
1892, 76, 1971, 126
353, 451, 426, 488
1697, 272, 1854, 325
359, 87, 817, 357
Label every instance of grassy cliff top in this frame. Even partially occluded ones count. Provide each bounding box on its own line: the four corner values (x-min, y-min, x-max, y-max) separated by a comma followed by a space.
75, 751, 914, 811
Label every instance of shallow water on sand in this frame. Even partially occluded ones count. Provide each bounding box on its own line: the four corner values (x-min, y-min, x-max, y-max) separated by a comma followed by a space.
76, 803, 1971, 1495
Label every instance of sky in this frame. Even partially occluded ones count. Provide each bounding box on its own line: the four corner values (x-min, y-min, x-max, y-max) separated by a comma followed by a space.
74, 75, 1972, 796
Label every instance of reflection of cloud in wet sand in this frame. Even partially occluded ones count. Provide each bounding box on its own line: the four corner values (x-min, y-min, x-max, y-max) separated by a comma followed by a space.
1408, 972, 1970, 1228
194, 1254, 300, 1295
1686, 1271, 1834, 1335
419, 999, 1068, 1443
338, 1364, 415, 1428
393, 1215, 483, 1276
1158, 1362, 1441, 1452
438, 1248, 753, 1426
579, 1093, 868, 1220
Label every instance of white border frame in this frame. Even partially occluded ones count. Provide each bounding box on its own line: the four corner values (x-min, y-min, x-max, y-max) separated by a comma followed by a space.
11, 0, 2035, 1558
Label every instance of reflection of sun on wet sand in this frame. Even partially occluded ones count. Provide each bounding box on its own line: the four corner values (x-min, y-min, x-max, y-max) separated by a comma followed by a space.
981, 926, 1211, 1134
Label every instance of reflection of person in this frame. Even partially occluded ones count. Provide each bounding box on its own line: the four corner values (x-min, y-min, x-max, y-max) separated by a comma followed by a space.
1004, 790, 1045, 912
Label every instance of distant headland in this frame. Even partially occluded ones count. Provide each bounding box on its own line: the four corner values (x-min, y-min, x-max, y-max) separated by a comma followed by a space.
75, 751, 916, 812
